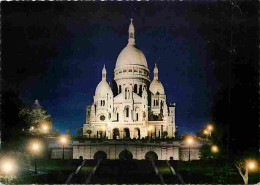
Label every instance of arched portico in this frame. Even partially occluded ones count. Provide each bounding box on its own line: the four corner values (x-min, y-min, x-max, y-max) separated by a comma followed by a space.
124, 128, 130, 138
113, 128, 120, 139
119, 149, 133, 160
145, 151, 158, 160
94, 151, 107, 160
134, 128, 141, 139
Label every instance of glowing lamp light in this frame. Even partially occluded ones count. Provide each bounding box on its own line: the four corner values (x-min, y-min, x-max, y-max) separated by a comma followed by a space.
60, 136, 67, 145
32, 143, 40, 151
148, 126, 153, 131
0, 158, 17, 175
101, 126, 106, 131
3, 162, 13, 173
42, 124, 49, 132
30, 126, 34, 131
29, 140, 42, 154
207, 124, 213, 131
247, 160, 258, 171
211, 145, 219, 153
186, 137, 194, 145
203, 129, 209, 135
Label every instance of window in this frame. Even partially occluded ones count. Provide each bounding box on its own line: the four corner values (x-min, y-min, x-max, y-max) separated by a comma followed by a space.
130, 33, 134, 38
134, 84, 137, 93
136, 113, 138, 121
123, 70, 127, 73
139, 85, 142, 96
129, 69, 132, 72
119, 85, 121, 93
101, 100, 102, 106
126, 107, 129, 117
103, 100, 105, 106
154, 100, 156, 106
100, 115, 105, 121
117, 113, 119, 121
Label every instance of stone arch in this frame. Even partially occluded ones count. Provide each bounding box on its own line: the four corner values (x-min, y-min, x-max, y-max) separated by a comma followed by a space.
119, 149, 133, 160
94, 151, 107, 160
123, 128, 130, 138
145, 151, 158, 160
113, 128, 120, 139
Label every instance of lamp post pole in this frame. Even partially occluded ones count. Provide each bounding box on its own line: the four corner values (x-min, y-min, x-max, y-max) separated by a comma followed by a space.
63, 144, 65, 160
188, 144, 191, 184
34, 155, 37, 175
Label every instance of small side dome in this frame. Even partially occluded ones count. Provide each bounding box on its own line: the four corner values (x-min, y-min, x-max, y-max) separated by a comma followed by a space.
95, 65, 113, 96
149, 80, 165, 95
95, 81, 113, 96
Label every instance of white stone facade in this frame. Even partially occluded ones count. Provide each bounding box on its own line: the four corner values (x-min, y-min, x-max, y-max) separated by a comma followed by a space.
83, 19, 176, 139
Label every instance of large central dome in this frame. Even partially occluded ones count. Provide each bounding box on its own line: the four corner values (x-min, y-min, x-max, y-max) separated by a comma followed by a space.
115, 44, 148, 69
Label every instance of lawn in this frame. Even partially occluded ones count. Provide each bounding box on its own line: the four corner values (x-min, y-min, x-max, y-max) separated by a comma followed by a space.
1, 158, 258, 184
9, 159, 85, 184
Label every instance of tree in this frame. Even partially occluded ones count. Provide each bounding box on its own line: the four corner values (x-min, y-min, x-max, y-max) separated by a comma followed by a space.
162, 131, 168, 138
76, 128, 83, 137
235, 159, 249, 185
19, 101, 53, 133
199, 144, 212, 160
51, 129, 60, 137
86, 130, 92, 138
66, 129, 71, 135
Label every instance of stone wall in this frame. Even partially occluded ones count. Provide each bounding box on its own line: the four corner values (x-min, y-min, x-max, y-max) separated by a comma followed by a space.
49, 139, 205, 161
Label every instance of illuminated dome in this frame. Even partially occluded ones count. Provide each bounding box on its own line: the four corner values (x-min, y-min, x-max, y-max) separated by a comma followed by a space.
95, 80, 112, 96
115, 45, 148, 69
114, 19, 150, 83
95, 65, 113, 96
149, 80, 165, 95
149, 63, 165, 95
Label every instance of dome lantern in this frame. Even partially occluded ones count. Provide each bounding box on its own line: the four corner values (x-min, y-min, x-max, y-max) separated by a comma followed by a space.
128, 18, 135, 46
153, 63, 159, 80
102, 65, 107, 81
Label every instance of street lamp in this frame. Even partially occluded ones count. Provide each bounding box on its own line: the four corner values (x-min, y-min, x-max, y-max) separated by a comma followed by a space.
29, 141, 42, 174
246, 159, 258, 184
211, 145, 219, 184
186, 137, 194, 162
185, 136, 194, 184
59, 135, 68, 160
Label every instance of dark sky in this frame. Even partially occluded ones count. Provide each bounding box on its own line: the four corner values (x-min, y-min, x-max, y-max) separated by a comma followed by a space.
2, 1, 258, 136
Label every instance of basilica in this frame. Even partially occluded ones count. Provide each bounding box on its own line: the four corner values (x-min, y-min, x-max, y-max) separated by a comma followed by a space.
83, 19, 176, 139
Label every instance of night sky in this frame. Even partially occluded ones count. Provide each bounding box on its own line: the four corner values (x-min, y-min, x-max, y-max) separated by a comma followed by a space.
2, 1, 258, 138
